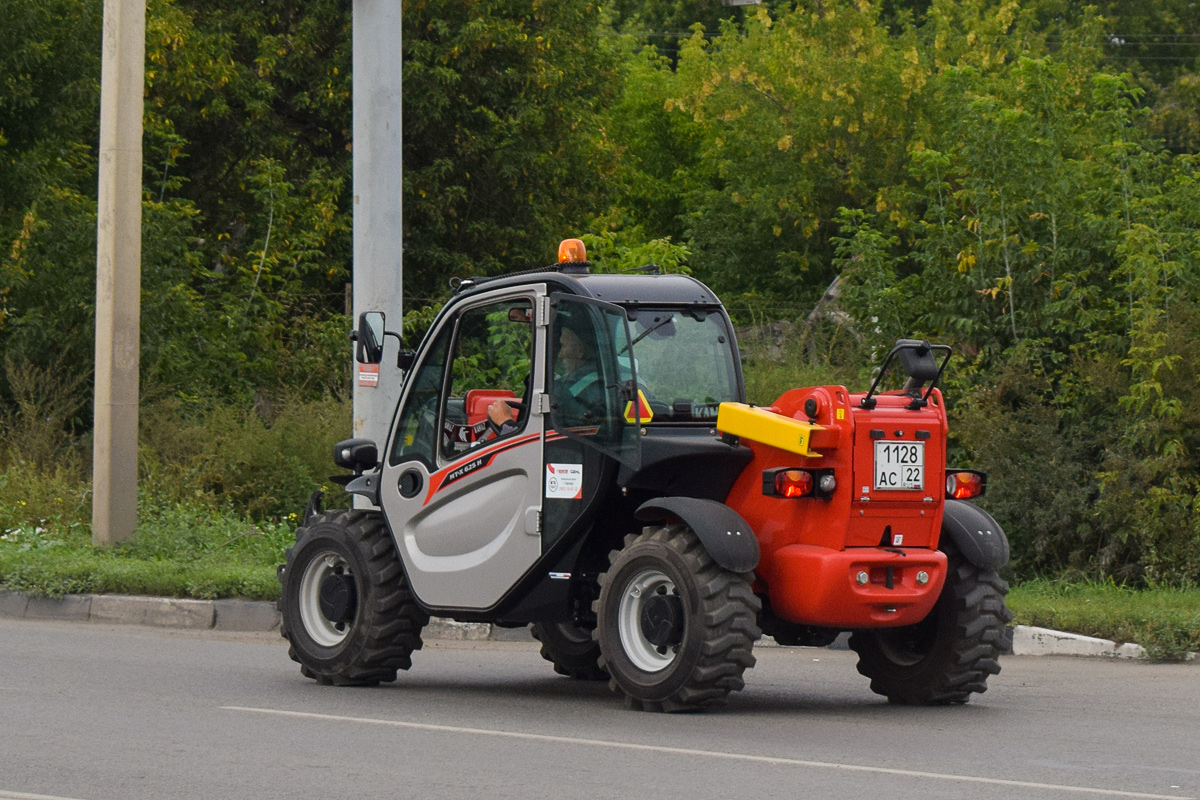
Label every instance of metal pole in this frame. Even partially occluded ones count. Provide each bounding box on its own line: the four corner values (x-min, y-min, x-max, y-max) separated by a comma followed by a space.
92, 0, 145, 545
351, 0, 403, 473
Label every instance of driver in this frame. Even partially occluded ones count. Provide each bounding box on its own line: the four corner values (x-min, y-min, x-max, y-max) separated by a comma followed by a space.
486, 319, 604, 434
550, 325, 604, 419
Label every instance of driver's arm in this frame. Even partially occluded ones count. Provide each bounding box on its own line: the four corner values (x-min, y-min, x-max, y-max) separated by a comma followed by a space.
488, 400, 518, 435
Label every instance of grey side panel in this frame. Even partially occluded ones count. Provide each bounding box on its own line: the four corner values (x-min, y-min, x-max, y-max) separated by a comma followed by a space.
634, 497, 759, 573
398, 456, 542, 608
941, 499, 1010, 571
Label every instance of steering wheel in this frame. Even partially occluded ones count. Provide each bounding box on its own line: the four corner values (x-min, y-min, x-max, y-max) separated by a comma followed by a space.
484, 398, 526, 438
485, 416, 505, 438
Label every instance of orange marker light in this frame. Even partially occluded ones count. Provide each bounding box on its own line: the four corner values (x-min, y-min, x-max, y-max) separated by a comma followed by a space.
558, 238, 587, 263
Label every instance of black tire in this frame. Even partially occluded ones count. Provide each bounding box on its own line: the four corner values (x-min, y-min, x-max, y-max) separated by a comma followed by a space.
848, 540, 1013, 704
531, 621, 608, 681
278, 509, 428, 686
594, 524, 761, 712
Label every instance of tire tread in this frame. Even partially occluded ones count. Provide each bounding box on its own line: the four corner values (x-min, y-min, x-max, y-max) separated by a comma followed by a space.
278, 509, 428, 686
848, 542, 1012, 705
595, 524, 762, 712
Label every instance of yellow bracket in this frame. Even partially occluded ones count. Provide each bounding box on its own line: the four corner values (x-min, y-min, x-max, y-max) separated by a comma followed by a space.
716, 402, 824, 458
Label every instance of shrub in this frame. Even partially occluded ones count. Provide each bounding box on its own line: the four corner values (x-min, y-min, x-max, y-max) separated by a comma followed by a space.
138, 394, 351, 520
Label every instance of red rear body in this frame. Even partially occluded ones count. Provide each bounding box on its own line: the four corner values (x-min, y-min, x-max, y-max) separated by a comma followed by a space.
724, 387, 950, 628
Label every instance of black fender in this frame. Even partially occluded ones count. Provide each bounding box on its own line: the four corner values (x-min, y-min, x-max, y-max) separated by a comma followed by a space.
634, 497, 759, 573
941, 499, 1010, 571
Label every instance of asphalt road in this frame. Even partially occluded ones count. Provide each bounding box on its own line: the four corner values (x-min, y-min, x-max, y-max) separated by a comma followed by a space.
0, 619, 1196, 800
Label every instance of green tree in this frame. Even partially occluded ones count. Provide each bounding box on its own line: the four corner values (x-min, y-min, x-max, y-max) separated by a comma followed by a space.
402, 0, 618, 304
0, 0, 101, 379
665, 2, 928, 310
0, 0, 101, 227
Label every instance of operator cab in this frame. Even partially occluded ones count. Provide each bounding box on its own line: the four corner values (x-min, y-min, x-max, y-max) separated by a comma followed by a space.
345, 239, 751, 621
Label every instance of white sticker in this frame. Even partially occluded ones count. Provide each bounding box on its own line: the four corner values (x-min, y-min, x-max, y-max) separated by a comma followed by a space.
892, 534, 904, 546
546, 463, 583, 500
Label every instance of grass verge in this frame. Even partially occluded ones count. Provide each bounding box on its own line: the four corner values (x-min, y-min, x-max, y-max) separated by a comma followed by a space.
3, 512, 1198, 661
0, 501, 301, 601
1007, 579, 1200, 661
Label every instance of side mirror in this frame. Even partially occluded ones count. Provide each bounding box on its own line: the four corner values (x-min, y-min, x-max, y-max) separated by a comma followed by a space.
894, 339, 940, 384
860, 339, 952, 409
332, 438, 378, 475
356, 312, 386, 364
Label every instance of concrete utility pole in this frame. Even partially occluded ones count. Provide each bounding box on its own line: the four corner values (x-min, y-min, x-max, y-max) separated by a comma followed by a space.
351, 0, 404, 459
92, 0, 145, 545
90, 0, 398, 527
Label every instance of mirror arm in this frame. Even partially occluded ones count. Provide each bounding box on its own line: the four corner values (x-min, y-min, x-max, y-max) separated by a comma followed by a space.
379, 329, 414, 369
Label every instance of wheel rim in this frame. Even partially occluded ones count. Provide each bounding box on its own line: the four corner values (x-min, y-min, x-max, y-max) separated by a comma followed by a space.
298, 550, 356, 647
875, 609, 939, 667
617, 568, 681, 672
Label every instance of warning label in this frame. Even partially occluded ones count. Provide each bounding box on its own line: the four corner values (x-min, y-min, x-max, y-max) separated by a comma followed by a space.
623, 389, 653, 424
358, 363, 379, 387
545, 463, 583, 500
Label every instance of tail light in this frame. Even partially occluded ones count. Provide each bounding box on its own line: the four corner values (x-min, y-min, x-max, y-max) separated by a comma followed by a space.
774, 469, 813, 498
763, 468, 836, 499
946, 470, 986, 500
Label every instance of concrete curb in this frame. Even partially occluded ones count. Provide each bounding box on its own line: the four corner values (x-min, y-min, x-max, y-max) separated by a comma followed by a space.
0, 591, 495, 641
91, 595, 214, 629
0, 591, 1188, 659
1010, 624, 1150, 659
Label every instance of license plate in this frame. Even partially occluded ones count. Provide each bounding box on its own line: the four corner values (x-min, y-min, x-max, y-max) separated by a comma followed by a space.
874, 441, 924, 491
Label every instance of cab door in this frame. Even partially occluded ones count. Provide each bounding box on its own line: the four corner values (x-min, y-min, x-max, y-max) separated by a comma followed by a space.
546, 294, 642, 471
379, 288, 546, 609
539, 294, 643, 551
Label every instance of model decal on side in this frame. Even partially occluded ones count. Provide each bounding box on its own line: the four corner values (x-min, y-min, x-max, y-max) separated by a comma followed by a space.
545, 463, 583, 500
423, 432, 542, 505
444, 454, 489, 487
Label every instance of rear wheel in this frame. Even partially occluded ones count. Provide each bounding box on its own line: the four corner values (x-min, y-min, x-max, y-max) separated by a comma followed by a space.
848, 541, 1012, 704
531, 621, 608, 681
279, 509, 428, 685
594, 524, 761, 712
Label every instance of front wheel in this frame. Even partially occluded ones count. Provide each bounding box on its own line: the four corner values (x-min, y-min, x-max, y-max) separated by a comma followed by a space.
848, 541, 1012, 704
278, 509, 428, 686
594, 524, 761, 712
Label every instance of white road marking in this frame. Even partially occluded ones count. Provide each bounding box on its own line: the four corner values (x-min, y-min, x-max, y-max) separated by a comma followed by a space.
223, 706, 1194, 800
0, 791, 88, 800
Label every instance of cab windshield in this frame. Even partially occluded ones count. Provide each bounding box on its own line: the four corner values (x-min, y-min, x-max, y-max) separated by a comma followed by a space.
626, 307, 740, 423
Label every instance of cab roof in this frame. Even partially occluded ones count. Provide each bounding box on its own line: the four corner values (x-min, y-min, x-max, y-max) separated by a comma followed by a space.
453, 268, 723, 308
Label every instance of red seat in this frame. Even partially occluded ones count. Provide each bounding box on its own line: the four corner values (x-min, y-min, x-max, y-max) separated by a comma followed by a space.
464, 389, 518, 427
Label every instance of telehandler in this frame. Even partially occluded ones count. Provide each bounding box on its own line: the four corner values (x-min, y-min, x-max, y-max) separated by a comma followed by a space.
278, 239, 1012, 711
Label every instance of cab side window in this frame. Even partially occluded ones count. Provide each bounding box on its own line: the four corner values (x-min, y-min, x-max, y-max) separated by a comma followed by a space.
548, 298, 638, 463
389, 322, 453, 468
550, 315, 607, 424
440, 299, 534, 460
